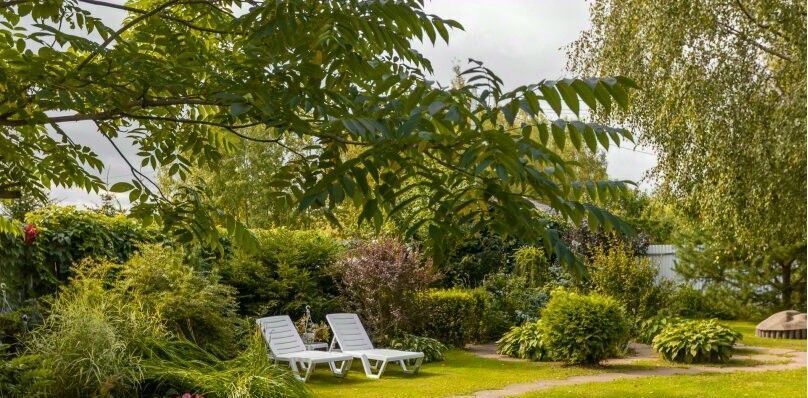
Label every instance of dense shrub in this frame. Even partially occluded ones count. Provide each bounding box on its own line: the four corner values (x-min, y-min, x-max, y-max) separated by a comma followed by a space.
559, 220, 649, 261
389, 335, 447, 363
0, 206, 152, 301
440, 228, 521, 287
512, 246, 551, 287
540, 289, 629, 364
115, 245, 242, 357
417, 288, 485, 346
0, 299, 43, 355
335, 238, 437, 342
477, 273, 549, 340
496, 321, 549, 361
666, 284, 765, 320
14, 251, 305, 398
217, 228, 343, 317
653, 319, 742, 363
589, 245, 662, 327
638, 314, 683, 345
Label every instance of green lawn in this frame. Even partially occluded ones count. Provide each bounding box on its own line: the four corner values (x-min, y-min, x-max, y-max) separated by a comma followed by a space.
522, 369, 806, 398
306, 350, 647, 398
305, 322, 806, 398
726, 320, 807, 351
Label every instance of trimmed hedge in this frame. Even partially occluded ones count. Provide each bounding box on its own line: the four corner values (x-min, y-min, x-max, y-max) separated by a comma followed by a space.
417, 289, 486, 346
540, 289, 629, 364
217, 228, 344, 318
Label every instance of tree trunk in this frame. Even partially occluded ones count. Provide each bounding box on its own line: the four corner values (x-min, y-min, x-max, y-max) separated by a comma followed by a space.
781, 261, 793, 309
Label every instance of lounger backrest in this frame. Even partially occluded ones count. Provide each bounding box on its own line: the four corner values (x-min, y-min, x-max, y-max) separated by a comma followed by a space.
256, 315, 306, 356
326, 313, 374, 351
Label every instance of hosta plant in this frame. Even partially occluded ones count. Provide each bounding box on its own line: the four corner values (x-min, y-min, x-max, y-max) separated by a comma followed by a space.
496, 320, 549, 361
638, 314, 682, 345
388, 335, 447, 363
652, 319, 741, 363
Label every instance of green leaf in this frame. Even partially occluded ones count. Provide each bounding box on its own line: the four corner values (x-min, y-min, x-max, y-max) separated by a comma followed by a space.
229, 102, 250, 117
539, 83, 562, 115
556, 80, 580, 116
109, 181, 134, 193
581, 126, 598, 153
551, 120, 566, 149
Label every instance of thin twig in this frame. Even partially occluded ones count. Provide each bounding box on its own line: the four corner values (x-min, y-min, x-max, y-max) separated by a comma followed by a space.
98, 122, 169, 201
74, 0, 182, 74
77, 0, 234, 35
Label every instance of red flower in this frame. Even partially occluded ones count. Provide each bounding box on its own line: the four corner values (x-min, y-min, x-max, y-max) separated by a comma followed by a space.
23, 224, 37, 245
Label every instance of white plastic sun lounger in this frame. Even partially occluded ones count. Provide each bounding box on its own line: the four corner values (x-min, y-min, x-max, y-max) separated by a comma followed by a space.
256, 315, 353, 382
326, 313, 424, 379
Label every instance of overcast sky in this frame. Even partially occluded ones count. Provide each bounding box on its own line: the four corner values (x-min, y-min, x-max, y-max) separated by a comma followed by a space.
51, 0, 657, 208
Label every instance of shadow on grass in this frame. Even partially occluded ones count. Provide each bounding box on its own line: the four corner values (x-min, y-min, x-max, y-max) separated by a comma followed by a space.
305, 365, 441, 387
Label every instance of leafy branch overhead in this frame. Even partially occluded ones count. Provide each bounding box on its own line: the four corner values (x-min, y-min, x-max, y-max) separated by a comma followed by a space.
0, 0, 638, 269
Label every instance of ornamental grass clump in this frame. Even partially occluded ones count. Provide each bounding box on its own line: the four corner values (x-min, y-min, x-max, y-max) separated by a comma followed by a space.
16, 249, 307, 398
540, 289, 629, 365
496, 320, 549, 361
652, 319, 741, 363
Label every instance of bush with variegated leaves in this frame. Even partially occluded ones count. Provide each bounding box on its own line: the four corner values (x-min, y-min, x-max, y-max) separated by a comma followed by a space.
652, 319, 741, 363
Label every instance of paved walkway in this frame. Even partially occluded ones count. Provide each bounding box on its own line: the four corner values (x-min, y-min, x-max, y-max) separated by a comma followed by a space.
457, 344, 806, 398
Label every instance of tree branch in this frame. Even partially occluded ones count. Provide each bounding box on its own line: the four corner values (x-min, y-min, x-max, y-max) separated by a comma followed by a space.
732, 0, 789, 42
0, 97, 226, 126
120, 112, 314, 162
77, 0, 233, 35
0, 0, 33, 8
0, 190, 21, 199
74, 0, 182, 74
97, 122, 169, 201
719, 23, 792, 61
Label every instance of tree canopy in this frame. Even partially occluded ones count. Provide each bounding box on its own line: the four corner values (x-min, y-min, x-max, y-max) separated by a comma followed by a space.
1, 0, 639, 269
570, 0, 806, 307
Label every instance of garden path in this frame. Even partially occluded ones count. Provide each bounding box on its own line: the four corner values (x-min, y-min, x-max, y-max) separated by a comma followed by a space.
457, 344, 807, 398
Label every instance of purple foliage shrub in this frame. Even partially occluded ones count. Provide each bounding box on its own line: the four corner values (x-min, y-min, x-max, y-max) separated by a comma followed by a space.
335, 238, 437, 341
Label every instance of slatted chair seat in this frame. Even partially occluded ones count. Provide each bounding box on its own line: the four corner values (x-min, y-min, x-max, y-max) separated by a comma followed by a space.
256, 315, 353, 382
326, 313, 424, 379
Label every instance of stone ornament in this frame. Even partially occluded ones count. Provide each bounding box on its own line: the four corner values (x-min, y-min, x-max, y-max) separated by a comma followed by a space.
755, 310, 807, 339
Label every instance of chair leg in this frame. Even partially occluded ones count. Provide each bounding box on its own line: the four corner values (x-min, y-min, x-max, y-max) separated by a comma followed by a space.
288, 359, 302, 381
328, 358, 353, 378
289, 359, 316, 382
399, 357, 423, 374
302, 360, 316, 382
360, 355, 388, 379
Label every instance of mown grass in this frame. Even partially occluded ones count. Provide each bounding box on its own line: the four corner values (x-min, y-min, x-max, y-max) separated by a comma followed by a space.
306, 349, 649, 398
630, 356, 790, 369
726, 320, 807, 351
522, 369, 807, 398
305, 320, 806, 398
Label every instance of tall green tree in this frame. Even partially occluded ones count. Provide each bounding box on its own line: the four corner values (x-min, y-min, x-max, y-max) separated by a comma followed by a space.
1, 0, 638, 270
570, 0, 806, 308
